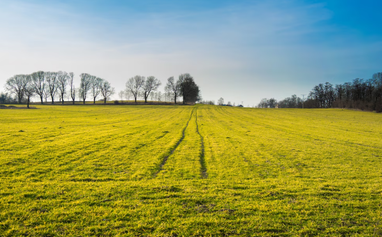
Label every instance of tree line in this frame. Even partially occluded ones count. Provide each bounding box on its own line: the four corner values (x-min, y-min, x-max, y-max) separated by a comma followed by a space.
2, 72, 200, 107
123, 73, 200, 105
257, 72, 382, 112
3, 71, 114, 108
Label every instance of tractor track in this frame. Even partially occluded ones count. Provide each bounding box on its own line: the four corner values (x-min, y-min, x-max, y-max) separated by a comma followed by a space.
153, 108, 195, 177
195, 109, 208, 179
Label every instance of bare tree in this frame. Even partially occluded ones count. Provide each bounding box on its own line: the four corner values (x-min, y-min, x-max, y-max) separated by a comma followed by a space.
118, 90, 124, 102
164, 91, 168, 102
157, 91, 162, 101
46, 72, 58, 104
43, 89, 49, 103
69, 72, 76, 105
31, 71, 45, 104
258, 98, 268, 108
167, 91, 174, 102
57, 71, 69, 104
79, 73, 92, 104
100, 80, 115, 104
218, 97, 224, 105
90, 77, 103, 104
124, 90, 133, 102
5, 75, 28, 104
24, 75, 35, 108
165, 77, 181, 104
150, 91, 156, 101
126, 75, 145, 103
143, 76, 161, 103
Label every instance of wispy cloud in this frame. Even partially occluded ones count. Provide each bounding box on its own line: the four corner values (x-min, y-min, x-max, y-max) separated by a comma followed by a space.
1, 0, 382, 104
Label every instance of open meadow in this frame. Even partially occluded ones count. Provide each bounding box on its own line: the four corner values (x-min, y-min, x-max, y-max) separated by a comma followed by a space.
1, 105, 382, 236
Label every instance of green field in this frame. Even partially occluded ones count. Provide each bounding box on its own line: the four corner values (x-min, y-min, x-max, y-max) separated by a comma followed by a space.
1, 105, 382, 236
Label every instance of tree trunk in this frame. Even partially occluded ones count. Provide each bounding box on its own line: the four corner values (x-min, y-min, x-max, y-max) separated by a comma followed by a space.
174, 96, 177, 104
51, 95, 54, 104
83, 99, 85, 104
93, 97, 96, 104
40, 95, 44, 105
104, 98, 106, 104
27, 96, 30, 108
61, 95, 64, 104
134, 96, 137, 104
72, 99, 75, 105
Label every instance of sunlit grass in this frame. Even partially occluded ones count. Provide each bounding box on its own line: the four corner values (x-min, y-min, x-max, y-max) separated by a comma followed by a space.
1, 105, 382, 235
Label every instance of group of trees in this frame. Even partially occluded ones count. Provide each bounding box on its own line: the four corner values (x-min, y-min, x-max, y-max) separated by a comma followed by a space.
306, 73, 382, 111
125, 75, 161, 103
2, 72, 201, 106
217, 97, 241, 107
0, 92, 16, 104
258, 98, 278, 108
123, 73, 200, 104
3, 71, 115, 107
79, 73, 115, 104
258, 72, 382, 112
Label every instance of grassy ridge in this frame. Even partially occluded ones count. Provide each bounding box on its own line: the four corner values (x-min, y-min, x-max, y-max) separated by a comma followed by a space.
1, 105, 382, 236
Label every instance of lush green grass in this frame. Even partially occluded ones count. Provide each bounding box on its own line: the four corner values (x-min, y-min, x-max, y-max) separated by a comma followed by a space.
1, 105, 382, 236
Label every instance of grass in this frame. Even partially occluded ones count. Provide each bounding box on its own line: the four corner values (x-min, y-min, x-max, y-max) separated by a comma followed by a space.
1, 105, 382, 236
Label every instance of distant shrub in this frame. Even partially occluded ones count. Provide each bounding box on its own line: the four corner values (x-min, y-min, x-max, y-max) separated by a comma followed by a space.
114, 100, 120, 105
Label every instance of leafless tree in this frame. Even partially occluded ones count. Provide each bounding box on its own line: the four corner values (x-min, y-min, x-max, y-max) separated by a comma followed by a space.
150, 91, 156, 101
165, 77, 181, 104
57, 71, 69, 104
167, 91, 175, 102
143, 76, 161, 103
31, 71, 45, 104
69, 72, 76, 105
90, 77, 103, 104
43, 89, 49, 103
126, 75, 145, 103
218, 97, 224, 105
164, 91, 168, 102
118, 90, 124, 102
46, 72, 58, 104
258, 98, 268, 108
24, 75, 35, 108
79, 73, 92, 104
124, 90, 133, 101
100, 80, 115, 104
157, 91, 162, 101
5, 74, 28, 104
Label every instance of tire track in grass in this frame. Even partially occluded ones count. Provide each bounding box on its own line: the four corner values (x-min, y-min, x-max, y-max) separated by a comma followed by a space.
153, 108, 195, 178
195, 108, 208, 179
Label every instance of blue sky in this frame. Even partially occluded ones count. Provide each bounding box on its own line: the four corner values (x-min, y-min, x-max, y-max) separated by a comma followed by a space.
1, 0, 382, 105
